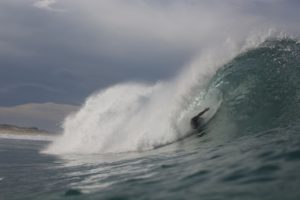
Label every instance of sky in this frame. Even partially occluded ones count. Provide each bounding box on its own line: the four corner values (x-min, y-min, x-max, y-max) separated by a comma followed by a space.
0, 0, 299, 132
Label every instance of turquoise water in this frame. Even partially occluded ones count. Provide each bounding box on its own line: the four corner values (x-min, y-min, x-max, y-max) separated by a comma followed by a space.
1, 39, 300, 199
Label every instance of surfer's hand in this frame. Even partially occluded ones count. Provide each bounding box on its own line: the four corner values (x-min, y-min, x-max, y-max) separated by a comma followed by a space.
204, 107, 210, 112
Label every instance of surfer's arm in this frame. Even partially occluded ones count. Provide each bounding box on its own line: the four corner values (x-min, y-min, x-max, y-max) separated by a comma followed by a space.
196, 107, 210, 118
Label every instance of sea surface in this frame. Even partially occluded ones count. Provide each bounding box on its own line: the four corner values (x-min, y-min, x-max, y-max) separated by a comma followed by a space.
1, 39, 300, 200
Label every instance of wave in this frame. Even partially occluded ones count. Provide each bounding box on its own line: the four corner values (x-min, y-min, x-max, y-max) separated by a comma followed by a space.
44, 35, 300, 154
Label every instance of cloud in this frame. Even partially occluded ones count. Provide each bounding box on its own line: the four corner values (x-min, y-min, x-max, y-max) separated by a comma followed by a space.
51, 0, 300, 70
33, 0, 62, 11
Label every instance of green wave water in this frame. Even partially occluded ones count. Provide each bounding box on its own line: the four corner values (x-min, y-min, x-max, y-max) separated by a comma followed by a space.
205, 38, 300, 138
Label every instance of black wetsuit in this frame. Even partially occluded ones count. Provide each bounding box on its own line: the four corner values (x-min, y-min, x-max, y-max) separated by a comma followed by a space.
190, 108, 209, 130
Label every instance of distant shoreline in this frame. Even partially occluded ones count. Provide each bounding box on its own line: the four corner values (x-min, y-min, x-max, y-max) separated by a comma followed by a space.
0, 124, 50, 136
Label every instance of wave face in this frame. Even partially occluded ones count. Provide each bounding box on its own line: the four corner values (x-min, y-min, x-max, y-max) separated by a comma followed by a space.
45, 37, 300, 154
206, 38, 300, 141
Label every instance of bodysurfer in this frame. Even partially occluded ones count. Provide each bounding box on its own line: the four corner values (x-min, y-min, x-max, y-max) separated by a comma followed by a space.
191, 107, 210, 130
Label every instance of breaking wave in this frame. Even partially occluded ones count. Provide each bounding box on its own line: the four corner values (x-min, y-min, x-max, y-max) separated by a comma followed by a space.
44, 36, 300, 154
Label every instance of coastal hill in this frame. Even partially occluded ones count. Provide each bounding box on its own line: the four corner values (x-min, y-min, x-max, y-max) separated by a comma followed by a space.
0, 124, 49, 135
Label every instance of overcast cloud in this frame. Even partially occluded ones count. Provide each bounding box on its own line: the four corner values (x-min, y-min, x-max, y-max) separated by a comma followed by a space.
0, 0, 299, 131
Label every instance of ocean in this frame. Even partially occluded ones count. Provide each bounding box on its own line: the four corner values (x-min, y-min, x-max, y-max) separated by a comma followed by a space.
1, 38, 300, 200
